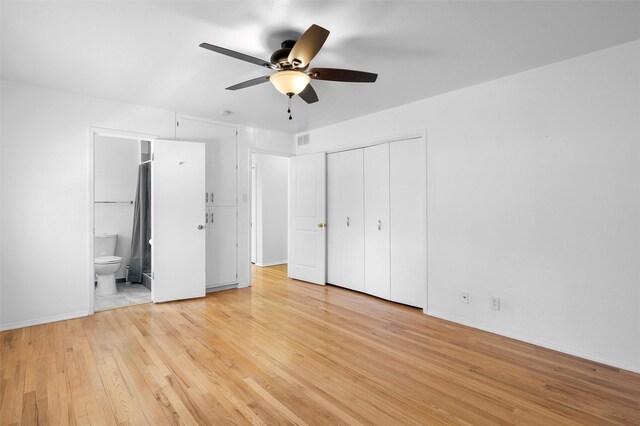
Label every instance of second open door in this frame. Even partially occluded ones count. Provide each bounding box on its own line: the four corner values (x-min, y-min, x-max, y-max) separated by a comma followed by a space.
288, 153, 327, 285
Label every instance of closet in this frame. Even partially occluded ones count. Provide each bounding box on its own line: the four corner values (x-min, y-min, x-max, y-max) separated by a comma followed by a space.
327, 137, 426, 308
176, 116, 239, 289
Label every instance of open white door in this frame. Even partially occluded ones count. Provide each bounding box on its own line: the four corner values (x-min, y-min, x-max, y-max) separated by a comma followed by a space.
288, 153, 326, 285
151, 139, 206, 302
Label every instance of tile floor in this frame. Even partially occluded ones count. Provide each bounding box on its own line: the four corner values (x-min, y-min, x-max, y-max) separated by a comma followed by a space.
94, 282, 151, 312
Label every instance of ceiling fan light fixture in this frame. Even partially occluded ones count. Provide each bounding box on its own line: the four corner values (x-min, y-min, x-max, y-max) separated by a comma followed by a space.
269, 70, 310, 96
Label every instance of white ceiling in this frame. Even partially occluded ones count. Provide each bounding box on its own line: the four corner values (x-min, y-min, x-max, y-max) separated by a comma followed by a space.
2, 1, 639, 134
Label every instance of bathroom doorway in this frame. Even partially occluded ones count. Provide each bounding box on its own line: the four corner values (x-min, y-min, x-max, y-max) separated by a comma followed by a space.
250, 153, 290, 275
92, 133, 152, 312
89, 129, 207, 313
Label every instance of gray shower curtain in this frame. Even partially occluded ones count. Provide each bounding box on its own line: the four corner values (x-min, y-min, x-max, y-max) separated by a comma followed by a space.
129, 163, 151, 283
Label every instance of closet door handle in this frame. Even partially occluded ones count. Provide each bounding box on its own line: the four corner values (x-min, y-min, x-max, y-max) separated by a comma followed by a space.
346, 217, 350, 227
377, 219, 381, 231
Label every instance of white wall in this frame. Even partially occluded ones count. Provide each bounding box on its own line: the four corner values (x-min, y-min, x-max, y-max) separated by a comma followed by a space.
253, 154, 288, 266
297, 40, 640, 373
0, 80, 294, 330
94, 135, 139, 279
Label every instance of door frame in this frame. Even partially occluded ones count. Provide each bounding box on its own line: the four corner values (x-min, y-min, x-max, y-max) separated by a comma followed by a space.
87, 127, 159, 315
251, 159, 257, 264
247, 149, 294, 286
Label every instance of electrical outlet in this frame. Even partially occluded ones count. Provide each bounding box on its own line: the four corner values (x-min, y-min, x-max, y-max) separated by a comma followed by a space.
490, 296, 500, 311
461, 292, 469, 304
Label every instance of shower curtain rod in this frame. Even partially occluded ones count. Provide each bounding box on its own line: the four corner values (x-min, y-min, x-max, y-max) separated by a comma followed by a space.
95, 201, 134, 204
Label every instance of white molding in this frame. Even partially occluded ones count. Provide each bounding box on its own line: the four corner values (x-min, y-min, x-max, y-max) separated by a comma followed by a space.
323, 128, 425, 155
256, 261, 287, 267
425, 309, 640, 374
175, 113, 238, 131
0, 310, 90, 332
206, 283, 238, 293
251, 148, 295, 158
89, 127, 159, 142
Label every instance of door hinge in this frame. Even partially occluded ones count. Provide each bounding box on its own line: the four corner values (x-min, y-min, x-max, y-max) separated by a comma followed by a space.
236, 164, 238, 170
176, 121, 179, 127
152, 272, 155, 279
152, 153, 155, 161
236, 242, 238, 247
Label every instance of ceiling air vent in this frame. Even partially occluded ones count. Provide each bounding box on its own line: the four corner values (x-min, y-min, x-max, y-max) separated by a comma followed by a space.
297, 134, 310, 146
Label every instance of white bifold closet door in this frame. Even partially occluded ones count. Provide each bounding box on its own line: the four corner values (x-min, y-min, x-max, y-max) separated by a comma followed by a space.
327, 149, 365, 292
364, 143, 391, 299
390, 138, 427, 307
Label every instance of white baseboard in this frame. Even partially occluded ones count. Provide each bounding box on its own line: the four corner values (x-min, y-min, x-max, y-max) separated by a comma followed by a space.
0, 310, 91, 332
255, 261, 287, 267
206, 283, 238, 293
425, 309, 639, 374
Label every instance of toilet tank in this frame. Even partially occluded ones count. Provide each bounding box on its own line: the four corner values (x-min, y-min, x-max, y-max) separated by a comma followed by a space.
95, 234, 118, 257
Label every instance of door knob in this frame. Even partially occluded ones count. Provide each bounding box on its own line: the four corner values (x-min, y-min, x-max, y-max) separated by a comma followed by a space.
317, 223, 325, 228
197, 225, 205, 230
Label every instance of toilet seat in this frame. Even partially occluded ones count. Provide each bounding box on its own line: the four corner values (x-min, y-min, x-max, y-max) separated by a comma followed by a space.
95, 255, 122, 265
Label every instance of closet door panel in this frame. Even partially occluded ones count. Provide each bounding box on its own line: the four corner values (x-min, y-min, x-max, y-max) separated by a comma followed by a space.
209, 207, 238, 286
208, 128, 238, 206
341, 149, 365, 292
390, 138, 427, 308
364, 143, 390, 299
176, 118, 237, 206
327, 153, 343, 285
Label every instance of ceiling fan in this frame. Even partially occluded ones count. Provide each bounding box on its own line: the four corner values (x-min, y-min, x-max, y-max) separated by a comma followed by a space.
199, 24, 378, 119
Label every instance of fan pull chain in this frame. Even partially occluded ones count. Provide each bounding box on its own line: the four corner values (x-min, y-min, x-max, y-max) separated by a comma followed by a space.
287, 94, 293, 120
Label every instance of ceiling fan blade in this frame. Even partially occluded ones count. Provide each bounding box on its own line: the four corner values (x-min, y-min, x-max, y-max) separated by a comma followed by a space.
298, 84, 319, 104
309, 68, 378, 83
288, 24, 330, 68
226, 76, 271, 91
199, 43, 275, 69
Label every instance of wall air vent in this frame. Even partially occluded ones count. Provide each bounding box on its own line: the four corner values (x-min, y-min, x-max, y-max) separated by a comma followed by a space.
297, 134, 310, 146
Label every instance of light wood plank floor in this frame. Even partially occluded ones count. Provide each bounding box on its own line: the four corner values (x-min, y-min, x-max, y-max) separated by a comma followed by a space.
2, 264, 639, 425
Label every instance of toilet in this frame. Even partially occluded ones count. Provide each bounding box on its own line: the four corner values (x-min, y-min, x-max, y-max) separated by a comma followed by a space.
94, 234, 122, 296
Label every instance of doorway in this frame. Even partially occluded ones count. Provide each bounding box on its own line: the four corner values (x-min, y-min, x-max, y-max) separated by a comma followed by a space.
93, 134, 151, 311
250, 153, 290, 270
89, 129, 207, 314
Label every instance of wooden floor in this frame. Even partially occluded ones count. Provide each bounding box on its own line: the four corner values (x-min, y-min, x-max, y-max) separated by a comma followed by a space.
2, 265, 639, 425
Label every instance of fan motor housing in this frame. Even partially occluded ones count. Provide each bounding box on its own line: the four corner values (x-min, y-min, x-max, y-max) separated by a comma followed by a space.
270, 40, 296, 67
